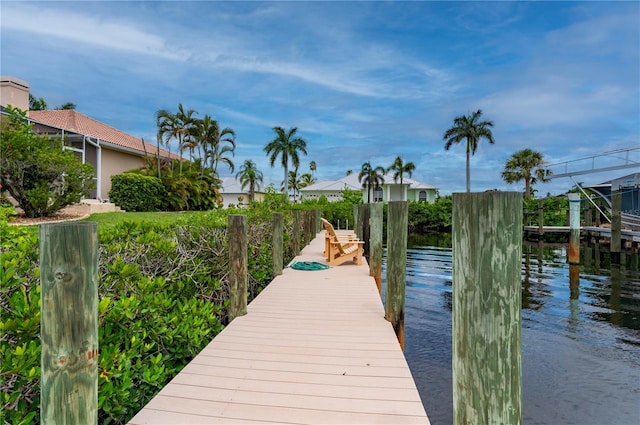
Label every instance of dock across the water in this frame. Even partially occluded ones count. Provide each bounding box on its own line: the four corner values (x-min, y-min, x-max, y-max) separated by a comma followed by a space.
524, 225, 640, 247
129, 231, 430, 424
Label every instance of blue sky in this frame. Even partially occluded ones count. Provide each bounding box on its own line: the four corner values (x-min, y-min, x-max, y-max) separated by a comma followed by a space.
2, 1, 638, 195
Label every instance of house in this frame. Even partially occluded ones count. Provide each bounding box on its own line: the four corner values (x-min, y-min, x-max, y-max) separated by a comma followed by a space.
300, 173, 438, 203
218, 177, 265, 208
0, 76, 176, 201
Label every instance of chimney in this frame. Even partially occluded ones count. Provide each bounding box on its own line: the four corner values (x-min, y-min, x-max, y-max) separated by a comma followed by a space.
0, 76, 30, 112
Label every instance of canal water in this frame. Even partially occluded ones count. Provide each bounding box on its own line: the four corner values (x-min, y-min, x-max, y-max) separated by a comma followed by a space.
387, 233, 640, 425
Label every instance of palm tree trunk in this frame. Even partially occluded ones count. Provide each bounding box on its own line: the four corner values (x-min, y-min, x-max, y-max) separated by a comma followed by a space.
283, 162, 289, 198
466, 149, 471, 193
525, 179, 531, 198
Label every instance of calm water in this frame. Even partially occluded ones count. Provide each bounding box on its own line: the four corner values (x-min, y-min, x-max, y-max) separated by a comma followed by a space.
386, 234, 640, 425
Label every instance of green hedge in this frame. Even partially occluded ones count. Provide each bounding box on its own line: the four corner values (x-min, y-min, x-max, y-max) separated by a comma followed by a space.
109, 174, 166, 212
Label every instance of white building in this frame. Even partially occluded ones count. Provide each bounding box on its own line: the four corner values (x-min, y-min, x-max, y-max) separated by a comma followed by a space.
300, 173, 438, 203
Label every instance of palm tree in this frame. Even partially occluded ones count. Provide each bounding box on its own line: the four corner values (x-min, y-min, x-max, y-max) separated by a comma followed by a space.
443, 109, 495, 192
300, 173, 316, 188
195, 115, 236, 175
156, 108, 178, 173
501, 148, 551, 198
358, 162, 386, 203
309, 160, 317, 176
285, 169, 302, 202
387, 156, 416, 184
264, 126, 308, 198
236, 160, 263, 202
175, 103, 197, 174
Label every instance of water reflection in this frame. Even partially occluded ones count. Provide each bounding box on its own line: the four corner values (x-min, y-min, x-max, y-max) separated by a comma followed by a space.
399, 234, 640, 425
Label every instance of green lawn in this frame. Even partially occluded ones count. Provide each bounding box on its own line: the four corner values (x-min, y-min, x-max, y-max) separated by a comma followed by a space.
81, 210, 217, 230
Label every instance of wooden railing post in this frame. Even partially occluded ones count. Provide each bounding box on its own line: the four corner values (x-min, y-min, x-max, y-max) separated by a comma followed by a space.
611, 190, 622, 265
273, 212, 283, 276
568, 193, 581, 265
40, 222, 98, 425
292, 210, 301, 255
385, 201, 408, 349
305, 210, 314, 245
228, 214, 248, 321
369, 202, 383, 294
452, 192, 522, 425
359, 204, 371, 257
314, 209, 322, 233
538, 198, 544, 237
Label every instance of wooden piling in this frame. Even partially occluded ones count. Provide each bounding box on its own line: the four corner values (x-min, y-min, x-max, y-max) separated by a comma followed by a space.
369, 203, 383, 294
385, 201, 408, 350
452, 192, 522, 425
355, 205, 362, 238
272, 212, 283, 276
228, 215, 248, 321
292, 210, 301, 255
538, 198, 544, 237
314, 209, 321, 233
305, 210, 315, 244
359, 204, 371, 257
568, 193, 581, 265
611, 190, 622, 265
40, 222, 99, 425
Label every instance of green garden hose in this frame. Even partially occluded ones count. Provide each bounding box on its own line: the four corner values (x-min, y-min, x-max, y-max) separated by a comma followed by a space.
289, 261, 330, 271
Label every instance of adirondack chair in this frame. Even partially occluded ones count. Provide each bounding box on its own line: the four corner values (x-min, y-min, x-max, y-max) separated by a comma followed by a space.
320, 218, 356, 258
320, 218, 364, 266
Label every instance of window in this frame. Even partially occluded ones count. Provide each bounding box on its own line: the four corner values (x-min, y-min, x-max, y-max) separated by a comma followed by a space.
374, 187, 383, 202
419, 190, 427, 202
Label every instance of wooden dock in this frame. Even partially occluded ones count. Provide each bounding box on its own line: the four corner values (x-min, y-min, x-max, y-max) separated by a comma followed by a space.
524, 225, 640, 244
128, 231, 430, 424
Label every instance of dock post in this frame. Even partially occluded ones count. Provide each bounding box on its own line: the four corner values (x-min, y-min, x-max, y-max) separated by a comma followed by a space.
452, 192, 522, 425
360, 204, 371, 257
302, 210, 310, 247
585, 201, 593, 226
306, 210, 315, 242
538, 198, 544, 237
385, 201, 408, 350
40, 222, 98, 425
273, 212, 283, 276
568, 193, 581, 265
353, 205, 360, 235
611, 190, 622, 265
369, 202, 383, 294
228, 215, 248, 321
292, 210, 301, 255
314, 209, 321, 233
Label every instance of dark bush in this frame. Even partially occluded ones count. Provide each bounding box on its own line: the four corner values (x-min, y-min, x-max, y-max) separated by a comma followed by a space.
109, 174, 166, 212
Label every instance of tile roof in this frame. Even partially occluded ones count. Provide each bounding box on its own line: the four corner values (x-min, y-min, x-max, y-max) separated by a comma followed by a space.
28, 110, 177, 159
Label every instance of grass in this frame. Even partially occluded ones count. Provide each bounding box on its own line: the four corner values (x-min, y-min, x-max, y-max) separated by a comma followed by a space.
81, 210, 218, 231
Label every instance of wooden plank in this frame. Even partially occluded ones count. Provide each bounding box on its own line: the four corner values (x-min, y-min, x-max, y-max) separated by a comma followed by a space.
134, 395, 427, 425
128, 230, 430, 424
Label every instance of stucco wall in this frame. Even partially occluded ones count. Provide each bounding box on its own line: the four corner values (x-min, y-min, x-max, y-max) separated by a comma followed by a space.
101, 148, 144, 200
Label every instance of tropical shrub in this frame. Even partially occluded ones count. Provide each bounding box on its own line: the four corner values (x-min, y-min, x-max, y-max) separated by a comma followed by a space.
1, 208, 298, 424
523, 196, 569, 227
0, 106, 95, 218
108, 174, 166, 212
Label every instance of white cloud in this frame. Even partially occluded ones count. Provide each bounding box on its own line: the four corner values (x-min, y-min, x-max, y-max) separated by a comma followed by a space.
1, 3, 188, 61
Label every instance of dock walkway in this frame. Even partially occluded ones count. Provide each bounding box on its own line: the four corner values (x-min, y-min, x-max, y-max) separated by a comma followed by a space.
129, 231, 430, 424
